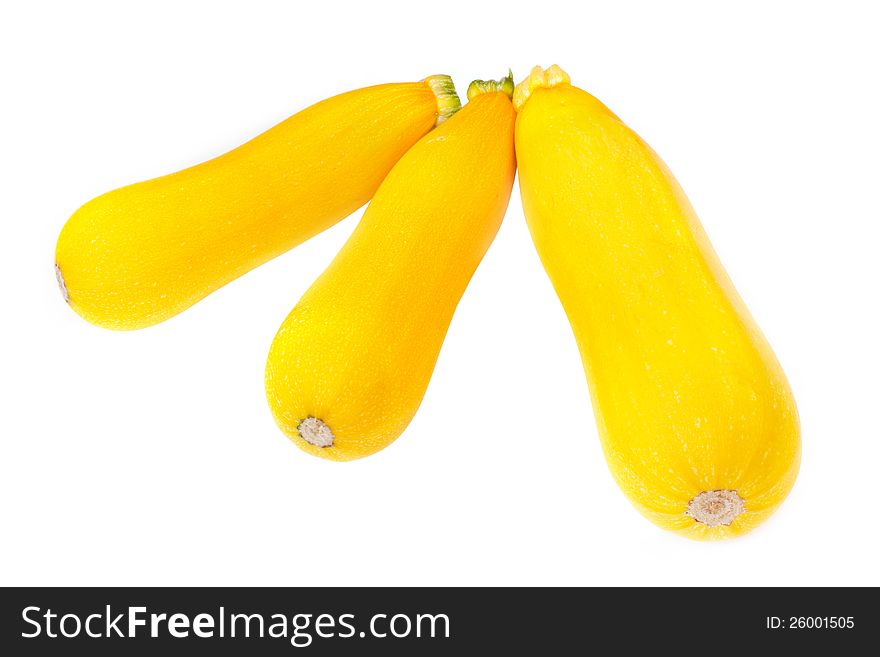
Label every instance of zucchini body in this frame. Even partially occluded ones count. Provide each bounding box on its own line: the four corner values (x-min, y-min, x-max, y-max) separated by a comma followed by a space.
56, 76, 460, 330
514, 66, 800, 539
265, 81, 516, 461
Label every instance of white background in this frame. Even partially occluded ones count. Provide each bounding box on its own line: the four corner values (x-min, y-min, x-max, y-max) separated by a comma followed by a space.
1, 0, 878, 586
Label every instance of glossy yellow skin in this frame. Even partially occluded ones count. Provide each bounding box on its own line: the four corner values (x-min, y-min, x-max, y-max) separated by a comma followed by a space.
266, 90, 516, 461
515, 68, 800, 539
56, 78, 457, 330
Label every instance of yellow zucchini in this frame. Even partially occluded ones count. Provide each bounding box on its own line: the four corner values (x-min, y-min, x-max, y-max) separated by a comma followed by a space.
55, 76, 460, 330
265, 74, 517, 461
514, 65, 800, 539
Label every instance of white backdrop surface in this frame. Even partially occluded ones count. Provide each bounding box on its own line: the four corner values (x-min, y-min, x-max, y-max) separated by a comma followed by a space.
1, 0, 878, 586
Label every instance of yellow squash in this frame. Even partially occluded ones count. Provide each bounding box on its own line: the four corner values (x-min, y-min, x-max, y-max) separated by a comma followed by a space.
265, 74, 517, 461
55, 76, 460, 330
514, 65, 800, 539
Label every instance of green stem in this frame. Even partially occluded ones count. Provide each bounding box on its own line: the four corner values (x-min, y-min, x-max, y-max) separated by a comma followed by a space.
466, 69, 514, 100
423, 74, 462, 126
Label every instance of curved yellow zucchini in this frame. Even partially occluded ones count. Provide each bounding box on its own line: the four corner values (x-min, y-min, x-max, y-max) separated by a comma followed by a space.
514, 65, 800, 539
265, 74, 517, 461
55, 76, 460, 330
